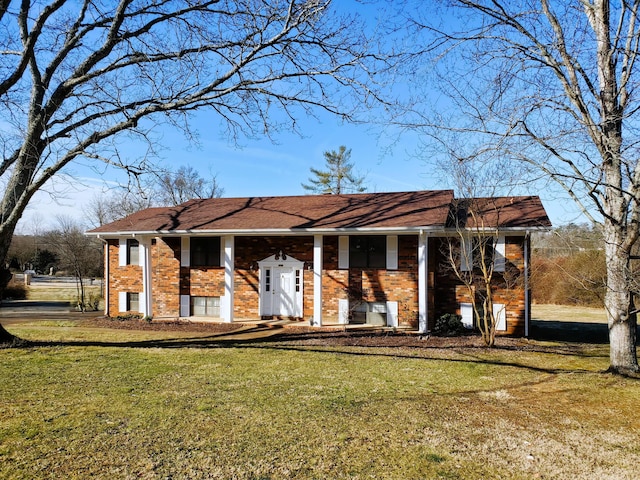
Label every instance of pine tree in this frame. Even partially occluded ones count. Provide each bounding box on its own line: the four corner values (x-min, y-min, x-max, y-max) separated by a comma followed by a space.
302, 146, 366, 194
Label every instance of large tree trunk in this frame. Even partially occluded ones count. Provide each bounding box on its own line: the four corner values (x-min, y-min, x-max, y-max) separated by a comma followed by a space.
0, 215, 24, 347
0, 323, 17, 345
604, 224, 639, 374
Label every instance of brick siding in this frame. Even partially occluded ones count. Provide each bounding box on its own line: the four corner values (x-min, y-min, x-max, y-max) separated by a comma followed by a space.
106, 234, 528, 335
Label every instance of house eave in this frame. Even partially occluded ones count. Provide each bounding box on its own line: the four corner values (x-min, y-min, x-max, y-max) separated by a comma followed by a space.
87, 226, 449, 238
87, 224, 550, 239
436, 225, 551, 237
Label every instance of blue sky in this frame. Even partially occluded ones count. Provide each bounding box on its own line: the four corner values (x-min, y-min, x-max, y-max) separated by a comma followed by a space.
18, 106, 585, 234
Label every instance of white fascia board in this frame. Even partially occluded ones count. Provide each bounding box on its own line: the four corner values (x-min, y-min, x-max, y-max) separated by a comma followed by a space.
88, 226, 447, 238
435, 226, 550, 237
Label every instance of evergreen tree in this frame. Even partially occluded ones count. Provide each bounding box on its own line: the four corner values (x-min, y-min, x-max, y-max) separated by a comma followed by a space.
302, 146, 366, 194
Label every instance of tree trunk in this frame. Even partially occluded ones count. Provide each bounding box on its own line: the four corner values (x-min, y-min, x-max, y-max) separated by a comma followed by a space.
0, 218, 24, 347
604, 226, 639, 374
0, 323, 17, 345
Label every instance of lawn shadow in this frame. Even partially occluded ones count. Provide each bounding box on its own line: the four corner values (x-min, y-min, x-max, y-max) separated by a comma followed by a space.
12, 322, 617, 376
530, 319, 640, 344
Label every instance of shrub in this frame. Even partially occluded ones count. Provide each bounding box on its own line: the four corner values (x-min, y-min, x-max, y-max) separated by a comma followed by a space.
434, 313, 466, 337
112, 313, 144, 322
2, 281, 27, 300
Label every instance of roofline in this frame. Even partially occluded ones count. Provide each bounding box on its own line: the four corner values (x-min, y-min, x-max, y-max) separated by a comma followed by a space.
87, 225, 550, 238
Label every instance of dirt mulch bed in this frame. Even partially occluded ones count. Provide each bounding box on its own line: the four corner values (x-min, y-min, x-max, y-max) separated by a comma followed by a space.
78, 317, 246, 334
75, 317, 589, 353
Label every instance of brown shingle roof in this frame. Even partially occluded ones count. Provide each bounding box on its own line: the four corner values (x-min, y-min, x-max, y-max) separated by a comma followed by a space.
88, 190, 459, 234
451, 196, 552, 229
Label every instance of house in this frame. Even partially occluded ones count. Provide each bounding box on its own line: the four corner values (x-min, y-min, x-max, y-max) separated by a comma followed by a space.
86, 190, 551, 335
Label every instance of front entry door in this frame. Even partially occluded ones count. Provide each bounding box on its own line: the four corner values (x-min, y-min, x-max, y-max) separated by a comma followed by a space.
272, 267, 295, 317
259, 254, 303, 318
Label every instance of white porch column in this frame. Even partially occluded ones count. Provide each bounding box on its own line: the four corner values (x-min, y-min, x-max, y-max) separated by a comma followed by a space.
103, 241, 109, 316
524, 233, 530, 337
313, 234, 323, 327
418, 231, 429, 334
139, 237, 153, 318
222, 235, 235, 323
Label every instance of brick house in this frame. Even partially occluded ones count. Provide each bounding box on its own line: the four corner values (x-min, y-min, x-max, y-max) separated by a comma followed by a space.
87, 190, 550, 335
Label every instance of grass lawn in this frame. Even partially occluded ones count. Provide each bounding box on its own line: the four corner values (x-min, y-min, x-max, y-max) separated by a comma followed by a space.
1, 320, 639, 479
532, 304, 606, 323
27, 283, 103, 306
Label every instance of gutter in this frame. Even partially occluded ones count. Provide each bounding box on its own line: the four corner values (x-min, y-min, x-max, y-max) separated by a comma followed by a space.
87, 225, 550, 238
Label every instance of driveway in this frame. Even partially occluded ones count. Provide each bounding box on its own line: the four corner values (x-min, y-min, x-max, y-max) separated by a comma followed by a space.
0, 300, 102, 325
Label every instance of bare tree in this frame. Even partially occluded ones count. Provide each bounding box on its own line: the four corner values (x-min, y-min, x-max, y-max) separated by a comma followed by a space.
404, 0, 640, 374
443, 197, 524, 346
154, 165, 224, 206
302, 145, 367, 194
44, 216, 103, 311
0, 1, 389, 342
439, 160, 524, 346
86, 190, 154, 228
86, 165, 223, 226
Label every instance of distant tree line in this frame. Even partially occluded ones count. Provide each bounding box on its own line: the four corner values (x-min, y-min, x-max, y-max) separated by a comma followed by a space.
531, 224, 607, 307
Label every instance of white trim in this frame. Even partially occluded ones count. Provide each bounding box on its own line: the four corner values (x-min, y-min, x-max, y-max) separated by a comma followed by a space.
180, 237, 190, 267
118, 239, 127, 267
493, 303, 507, 331
386, 301, 399, 327
180, 295, 190, 317
257, 254, 304, 318
87, 225, 549, 238
222, 236, 234, 322
386, 235, 398, 270
118, 292, 127, 312
313, 235, 323, 326
524, 235, 530, 337
418, 232, 429, 333
338, 236, 349, 269
104, 242, 109, 316
338, 298, 349, 325
139, 239, 152, 317
494, 235, 506, 272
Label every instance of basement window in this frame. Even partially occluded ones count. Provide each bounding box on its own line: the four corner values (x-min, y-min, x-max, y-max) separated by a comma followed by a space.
127, 292, 140, 312
191, 296, 220, 317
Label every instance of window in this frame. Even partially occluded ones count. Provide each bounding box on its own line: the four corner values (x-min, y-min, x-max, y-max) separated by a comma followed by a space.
460, 302, 474, 329
349, 236, 386, 268
460, 236, 505, 272
191, 296, 220, 317
190, 237, 221, 267
127, 292, 140, 312
127, 239, 139, 265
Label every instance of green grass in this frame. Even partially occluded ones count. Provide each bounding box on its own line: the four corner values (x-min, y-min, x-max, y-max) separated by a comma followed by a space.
1, 323, 639, 479
26, 284, 102, 303
532, 303, 606, 323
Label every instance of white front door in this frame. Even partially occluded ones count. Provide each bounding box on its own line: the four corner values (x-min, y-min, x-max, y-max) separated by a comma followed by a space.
259, 254, 304, 317
273, 267, 295, 316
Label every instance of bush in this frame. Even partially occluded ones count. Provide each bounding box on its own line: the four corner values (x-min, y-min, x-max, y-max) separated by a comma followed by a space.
434, 313, 466, 337
2, 282, 27, 300
111, 313, 144, 322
